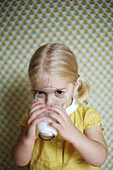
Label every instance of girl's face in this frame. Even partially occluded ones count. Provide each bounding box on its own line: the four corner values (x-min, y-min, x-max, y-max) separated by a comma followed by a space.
32, 74, 76, 108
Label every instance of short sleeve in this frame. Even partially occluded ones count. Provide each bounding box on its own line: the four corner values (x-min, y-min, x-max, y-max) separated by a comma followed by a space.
19, 113, 28, 127
83, 107, 104, 131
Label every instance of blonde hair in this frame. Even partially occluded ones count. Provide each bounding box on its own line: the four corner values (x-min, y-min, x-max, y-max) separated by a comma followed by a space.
28, 43, 90, 103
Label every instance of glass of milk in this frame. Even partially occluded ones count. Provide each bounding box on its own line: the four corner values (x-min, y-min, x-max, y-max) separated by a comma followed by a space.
35, 92, 66, 141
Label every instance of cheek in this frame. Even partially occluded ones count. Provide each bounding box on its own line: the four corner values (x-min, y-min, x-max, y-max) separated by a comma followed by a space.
65, 90, 74, 107
54, 97, 66, 107
67, 88, 74, 98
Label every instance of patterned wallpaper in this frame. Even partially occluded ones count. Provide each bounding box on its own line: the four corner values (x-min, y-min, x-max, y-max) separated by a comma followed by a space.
0, 0, 113, 169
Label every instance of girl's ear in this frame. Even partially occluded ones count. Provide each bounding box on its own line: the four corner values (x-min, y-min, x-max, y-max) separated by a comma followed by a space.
74, 83, 79, 93
73, 77, 81, 93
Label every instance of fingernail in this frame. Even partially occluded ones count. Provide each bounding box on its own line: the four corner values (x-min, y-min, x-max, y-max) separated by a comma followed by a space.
48, 122, 52, 126
46, 113, 50, 116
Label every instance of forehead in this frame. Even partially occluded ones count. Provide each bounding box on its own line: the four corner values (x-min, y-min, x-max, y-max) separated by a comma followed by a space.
32, 74, 69, 91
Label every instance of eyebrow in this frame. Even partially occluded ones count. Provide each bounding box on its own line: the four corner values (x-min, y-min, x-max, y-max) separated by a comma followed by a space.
33, 87, 66, 93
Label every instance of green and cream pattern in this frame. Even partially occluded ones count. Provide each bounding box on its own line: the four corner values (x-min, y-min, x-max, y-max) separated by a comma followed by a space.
0, 0, 113, 169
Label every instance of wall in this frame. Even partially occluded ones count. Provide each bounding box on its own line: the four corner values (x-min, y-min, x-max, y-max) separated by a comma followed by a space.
0, 0, 113, 169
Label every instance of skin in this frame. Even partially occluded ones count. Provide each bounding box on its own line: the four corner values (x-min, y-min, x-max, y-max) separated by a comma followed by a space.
11, 74, 108, 167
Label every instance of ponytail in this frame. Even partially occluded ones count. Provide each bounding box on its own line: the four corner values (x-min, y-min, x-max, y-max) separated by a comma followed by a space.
75, 77, 90, 104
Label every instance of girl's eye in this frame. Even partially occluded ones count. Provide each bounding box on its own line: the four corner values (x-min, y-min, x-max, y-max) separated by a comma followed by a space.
36, 91, 46, 97
38, 91, 45, 94
56, 90, 64, 95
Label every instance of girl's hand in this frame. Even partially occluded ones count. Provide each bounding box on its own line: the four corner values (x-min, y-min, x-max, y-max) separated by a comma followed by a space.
47, 104, 77, 142
24, 100, 47, 143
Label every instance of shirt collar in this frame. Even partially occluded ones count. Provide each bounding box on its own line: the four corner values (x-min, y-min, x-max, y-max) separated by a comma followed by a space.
66, 98, 78, 115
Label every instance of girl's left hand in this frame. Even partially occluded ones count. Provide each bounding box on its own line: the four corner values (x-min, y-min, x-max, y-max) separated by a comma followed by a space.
47, 104, 77, 142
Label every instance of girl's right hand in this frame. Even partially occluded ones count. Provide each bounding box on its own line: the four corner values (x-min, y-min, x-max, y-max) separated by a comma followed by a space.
24, 100, 47, 143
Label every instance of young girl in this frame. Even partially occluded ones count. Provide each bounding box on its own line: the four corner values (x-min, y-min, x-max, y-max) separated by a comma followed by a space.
11, 43, 108, 170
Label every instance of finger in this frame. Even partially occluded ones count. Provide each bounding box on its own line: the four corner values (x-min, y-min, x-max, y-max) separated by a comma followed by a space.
29, 99, 46, 114
29, 115, 45, 127
27, 116, 45, 137
47, 112, 65, 126
48, 104, 68, 121
30, 100, 40, 110
29, 103, 46, 116
27, 107, 47, 125
49, 122, 61, 132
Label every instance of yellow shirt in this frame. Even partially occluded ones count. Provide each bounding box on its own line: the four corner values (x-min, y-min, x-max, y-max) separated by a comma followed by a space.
20, 103, 104, 170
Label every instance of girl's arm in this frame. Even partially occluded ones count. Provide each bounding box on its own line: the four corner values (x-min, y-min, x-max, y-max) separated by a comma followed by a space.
11, 101, 47, 166
48, 104, 108, 167
11, 127, 35, 166
71, 125, 108, 167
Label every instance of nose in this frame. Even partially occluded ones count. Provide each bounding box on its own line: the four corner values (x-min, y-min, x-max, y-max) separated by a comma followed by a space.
46, 94, 53, 106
